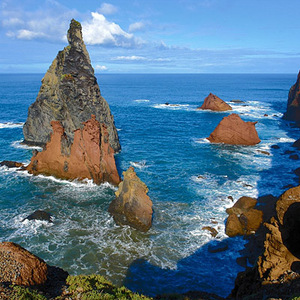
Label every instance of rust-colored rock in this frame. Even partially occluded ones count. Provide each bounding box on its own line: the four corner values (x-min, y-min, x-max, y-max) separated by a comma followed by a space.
26, 115, 120, 185
283, 71, 300, 123
0, 242, 48, 286
225, 196, 263, 237
207, 113, 261, 145
108, 167, 153, 232
197, 93, 232, 111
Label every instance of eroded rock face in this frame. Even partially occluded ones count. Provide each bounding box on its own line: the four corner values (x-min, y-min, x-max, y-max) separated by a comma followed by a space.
283, 71, 300, 123
197, 93, 232, 111
0, 242, 48, 286
26, 115, 120, 185
207, 113, 261, 145
108, 167, 153, 232
23, 19, 120, 152
225, 196, 263, 237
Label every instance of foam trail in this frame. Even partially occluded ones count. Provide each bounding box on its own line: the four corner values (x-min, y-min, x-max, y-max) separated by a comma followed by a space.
0, 122, 24, 129
11, 140, 43, 150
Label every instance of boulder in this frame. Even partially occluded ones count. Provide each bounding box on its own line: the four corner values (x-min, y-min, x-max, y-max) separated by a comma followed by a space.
283, 71, 300, 123
289, 154, 299, 160
26, 115, 120, 186
0, 161, 24, 168
24, 210, 52, 223
225, 196, 263, 237
23, 19, 120, 152
202, 226, 218, 237
197, 93, 232, 111
108, 167, 153, 232
208, 241, 228, 253
207, 114, 261, 145
271, 144, 280, 149
0, 242, 48, 286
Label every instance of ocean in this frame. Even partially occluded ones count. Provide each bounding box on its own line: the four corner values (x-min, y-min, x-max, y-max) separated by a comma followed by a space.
0, 73, 299, 297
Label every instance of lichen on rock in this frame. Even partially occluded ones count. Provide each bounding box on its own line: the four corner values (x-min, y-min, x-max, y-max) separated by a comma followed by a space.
23, 19, 120, 152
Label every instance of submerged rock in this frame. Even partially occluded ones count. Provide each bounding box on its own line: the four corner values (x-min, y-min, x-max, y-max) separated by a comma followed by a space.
23, 19, 120, 152
108, 167, 153, 232
207, 113, 261, 145
24, 210, 52, 223
208, 241, 228, 253
283, 71, 300, 123
26, 115, 120, 185
0, 242, 48, 286
197, 93, 232, 111
0, 161, 24, 168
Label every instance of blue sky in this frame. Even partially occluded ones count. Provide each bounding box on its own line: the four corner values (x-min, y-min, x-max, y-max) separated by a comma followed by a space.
1, 0, 300, 73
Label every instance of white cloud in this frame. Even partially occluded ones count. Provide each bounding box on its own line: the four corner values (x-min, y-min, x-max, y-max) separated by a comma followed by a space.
2, 17, 24, 27
82, 12, 143, 48
112, 56, 171, 62
98, 3, 118, 15
95, 65, 108, 70
129, 22, 145, 32
15, 29, 46, 40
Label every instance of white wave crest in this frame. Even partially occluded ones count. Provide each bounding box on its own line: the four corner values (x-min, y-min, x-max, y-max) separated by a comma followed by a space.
11, 140, 43, 150
0, 122, 24, 129
130, 160, 147, 169
134, 99, 150, 103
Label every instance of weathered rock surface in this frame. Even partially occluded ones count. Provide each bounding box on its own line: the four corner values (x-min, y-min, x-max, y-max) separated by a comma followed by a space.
230, 186, 300, 299
207, 114, 261, 145
225, 196, 263, 237
108, 167, 153, 232
197, 93, 232, 111
0, 242, 48, 286
283, 71, 300, 123
23, 19, 120, 152
26, 115, 120, 185
24, 210, 52, 223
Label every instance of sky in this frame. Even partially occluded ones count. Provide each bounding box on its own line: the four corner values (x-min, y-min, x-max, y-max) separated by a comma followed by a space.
1, 0, 300, 73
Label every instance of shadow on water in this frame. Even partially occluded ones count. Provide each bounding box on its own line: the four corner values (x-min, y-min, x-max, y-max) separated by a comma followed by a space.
122, 116, 300, 298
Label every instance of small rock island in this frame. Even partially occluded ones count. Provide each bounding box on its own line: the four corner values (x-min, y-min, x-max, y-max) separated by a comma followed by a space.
197, 93, 232, 111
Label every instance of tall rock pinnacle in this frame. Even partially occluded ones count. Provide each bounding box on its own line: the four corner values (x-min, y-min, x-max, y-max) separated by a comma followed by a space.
23, 19, 120, 152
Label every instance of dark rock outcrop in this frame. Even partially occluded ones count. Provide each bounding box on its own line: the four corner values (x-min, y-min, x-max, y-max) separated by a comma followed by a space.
0, 242, 48, 286
292, 138, 300, 149
0, 161, 24, 168
230, 186, 300, 299
26, 115, 120, 185
207, 114, 261, 145
225, 196, 263, 237
108, 167, 153, 232
283, 71, 300, 123
23, 19, 120, 152
197, 93, 232, 111
24, 210, 52, 223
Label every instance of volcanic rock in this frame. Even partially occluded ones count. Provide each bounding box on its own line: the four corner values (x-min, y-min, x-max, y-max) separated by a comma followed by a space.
0, 242, 48, 286
0, 161, 24, 168
292, 138, 300, 149
202, 226, 218, 237
26, 115, 120, 185
283, 71, 300, 123
207, 113, 261, 145
24, 210, 52, 223
225, 196, 263, 237
197, 93, 232, 111
23, 19, 120, 152
271, 144, 280, 149
108, 167, 153, 232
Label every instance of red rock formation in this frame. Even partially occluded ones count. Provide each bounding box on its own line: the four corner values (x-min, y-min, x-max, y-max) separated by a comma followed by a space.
225, 196, 263, 237
283, 71, 300, 123
0, 242, 48, 286
197, 93, 232, 111
207, 113, 261, 145
26, 115, 120, 185
108, 167, 153, 232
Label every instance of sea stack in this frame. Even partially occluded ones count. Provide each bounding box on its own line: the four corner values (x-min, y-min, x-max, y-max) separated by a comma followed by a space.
23, 19, 120, 152
108, 167, 153, 232
197, 93, 232, 111
207, 113, 261, 145
283, 71, 300, 124
26, 115, 120, 185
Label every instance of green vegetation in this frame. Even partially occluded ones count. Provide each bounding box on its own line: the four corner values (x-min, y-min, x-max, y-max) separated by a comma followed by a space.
12, 285, 46, 300
65, 274, 152, 300
71, 19, 81, 28
60, 74, 74, 81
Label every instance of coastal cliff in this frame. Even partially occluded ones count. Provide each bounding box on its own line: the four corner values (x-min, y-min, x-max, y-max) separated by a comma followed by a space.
283, 71, 300, 124
23, 19, 120, 152
26, 115, 120, 185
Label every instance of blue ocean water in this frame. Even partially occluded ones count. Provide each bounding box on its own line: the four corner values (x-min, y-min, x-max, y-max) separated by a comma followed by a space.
0, 73, 299, 297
